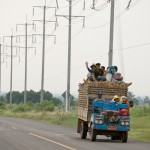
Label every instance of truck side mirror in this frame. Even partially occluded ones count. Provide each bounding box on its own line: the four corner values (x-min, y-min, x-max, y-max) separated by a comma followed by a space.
89, 98, 93, 106
129, 101, 133, 107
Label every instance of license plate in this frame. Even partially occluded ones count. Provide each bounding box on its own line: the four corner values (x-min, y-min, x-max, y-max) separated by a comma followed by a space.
108, 126, 117, 131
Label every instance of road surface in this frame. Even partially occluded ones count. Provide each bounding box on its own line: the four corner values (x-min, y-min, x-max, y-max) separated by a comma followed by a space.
0, 117, 149, 150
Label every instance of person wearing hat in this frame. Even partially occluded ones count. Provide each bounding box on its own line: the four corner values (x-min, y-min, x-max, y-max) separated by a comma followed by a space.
94, 91, 105, 102
120, 96, 130, 111
111, 95, 120, 102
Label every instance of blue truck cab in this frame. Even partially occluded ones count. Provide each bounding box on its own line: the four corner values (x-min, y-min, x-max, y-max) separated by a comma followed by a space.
89, 101, 130, 142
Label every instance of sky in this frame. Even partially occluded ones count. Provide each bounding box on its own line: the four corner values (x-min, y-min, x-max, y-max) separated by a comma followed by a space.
0, 0, 150, 97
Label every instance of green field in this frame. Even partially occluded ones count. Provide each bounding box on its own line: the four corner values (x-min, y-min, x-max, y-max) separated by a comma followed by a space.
0, 105, 150, 142
129, 107, 150, 142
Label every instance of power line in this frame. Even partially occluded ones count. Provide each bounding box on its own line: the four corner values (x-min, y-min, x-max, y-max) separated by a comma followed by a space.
84, 0, 140, 30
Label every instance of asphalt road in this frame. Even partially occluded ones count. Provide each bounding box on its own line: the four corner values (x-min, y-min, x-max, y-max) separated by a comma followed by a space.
0, 117, 149, 150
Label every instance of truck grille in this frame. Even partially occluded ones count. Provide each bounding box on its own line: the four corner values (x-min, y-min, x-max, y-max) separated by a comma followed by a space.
104, 111, 119, 123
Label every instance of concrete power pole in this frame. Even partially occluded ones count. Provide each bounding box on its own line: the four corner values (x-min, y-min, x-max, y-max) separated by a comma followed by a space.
3, 35, 14, 106
0, 44, 1, 96
108, 0, 115, 66
41, 5, 46, 103
3, 33, 20, 106
33, 5, 57, 103
56, 0, 85, 112
66, 0, 72, 113
10, 35, 13, 107
25, 22, 28, 104
16, 18, 35, 104
33, 6, 56, 103
0, 44, 8, 98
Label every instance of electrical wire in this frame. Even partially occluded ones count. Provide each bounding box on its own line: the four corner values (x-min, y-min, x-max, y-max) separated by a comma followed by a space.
85, 0, 140, 30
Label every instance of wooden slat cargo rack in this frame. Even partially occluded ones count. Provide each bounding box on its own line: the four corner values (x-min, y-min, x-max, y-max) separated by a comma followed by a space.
77, 80, 130, 122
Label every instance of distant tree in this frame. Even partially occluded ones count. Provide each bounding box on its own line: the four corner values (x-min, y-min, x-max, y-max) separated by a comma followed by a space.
6, 91, 23, 104
127, 91, 139, 106
43, 91, 53, 101
4, 90, 62, 106
52, 97, 62, 106
0, 96, 6, 103
132, 98, 139, 106
127, 91, 135, 101
26, 90, 39, 103
144, 96, 150, 106
70, 95, 77, 106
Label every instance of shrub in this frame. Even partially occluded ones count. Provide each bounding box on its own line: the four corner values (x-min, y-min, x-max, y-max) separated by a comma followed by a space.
12, 104, 32, 112
35, 100, 54, 112
0, 102, 6, 110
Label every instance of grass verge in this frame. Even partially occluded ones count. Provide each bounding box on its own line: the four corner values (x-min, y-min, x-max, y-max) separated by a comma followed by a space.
0, 109, 77, 127
129, 107, 150, 142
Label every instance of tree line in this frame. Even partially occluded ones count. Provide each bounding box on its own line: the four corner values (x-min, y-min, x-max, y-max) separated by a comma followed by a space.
0, 90, 62, 106
128, 91, 150, 106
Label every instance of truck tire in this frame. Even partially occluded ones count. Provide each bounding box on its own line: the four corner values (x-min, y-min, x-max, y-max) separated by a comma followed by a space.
121, 131, 128, 143
111, 135, 120, 140
80, 122, 87, 139
89, 124, 96, 141
111, 136, 116, 140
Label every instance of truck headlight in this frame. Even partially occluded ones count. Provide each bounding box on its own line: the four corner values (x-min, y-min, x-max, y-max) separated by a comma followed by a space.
121, 121, 125, 126
120, 121, 129, 126
94, 119, 103, 124
125, 121, 130, 126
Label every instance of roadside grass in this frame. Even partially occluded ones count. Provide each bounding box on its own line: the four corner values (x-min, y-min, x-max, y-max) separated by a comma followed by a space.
0, 104, 150, 142
129, 107, 150, 142
0, 106, 78, 127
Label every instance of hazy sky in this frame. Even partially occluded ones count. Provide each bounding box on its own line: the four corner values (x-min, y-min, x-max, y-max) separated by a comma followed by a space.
0, 0, 150, 96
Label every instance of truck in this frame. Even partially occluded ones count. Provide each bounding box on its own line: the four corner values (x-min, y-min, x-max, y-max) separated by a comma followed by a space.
77, 80, 133, 143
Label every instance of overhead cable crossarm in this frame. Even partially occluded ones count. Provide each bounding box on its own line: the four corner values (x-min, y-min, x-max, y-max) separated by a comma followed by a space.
126, 0, 132, 10
56, 14, 85, 28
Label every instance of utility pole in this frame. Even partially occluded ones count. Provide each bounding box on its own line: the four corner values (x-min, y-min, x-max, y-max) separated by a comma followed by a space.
3, 33, 20, 106
25, 22, 28, 104
16, 17, 36, 104
0, 46, 8, 97
0, 44, 1, 96
66, 0, 72, 113
10, 35, 13, 107
3, 35, 14, 106
56, 0, 85, 112
33, 5, 57, 103
108, 0, 115, 66
0, 44, 8, 97
41, 5, 46, 103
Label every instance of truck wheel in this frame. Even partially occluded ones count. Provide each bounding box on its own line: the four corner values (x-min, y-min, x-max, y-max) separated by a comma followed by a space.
89, 125, 96, 141
121, 131, 128, 143
111, 136, 116, 140
111, 135, 120, 140
80, 122, 87, 139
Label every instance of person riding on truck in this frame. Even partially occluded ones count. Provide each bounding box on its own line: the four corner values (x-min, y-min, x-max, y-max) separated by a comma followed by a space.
95, 63, 104, 81
111, 95, 120, 102
94, 91, 105, 102
120, 96, 130, 111
85, 62, 96, 81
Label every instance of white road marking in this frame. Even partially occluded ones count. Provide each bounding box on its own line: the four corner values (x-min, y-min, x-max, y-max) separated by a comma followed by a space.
29, 133, 76, 150
53, 133, 71, 140
11, 127, 17, 130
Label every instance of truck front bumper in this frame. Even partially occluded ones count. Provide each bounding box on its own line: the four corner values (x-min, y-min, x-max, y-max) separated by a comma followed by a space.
93, 124, 130, 131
